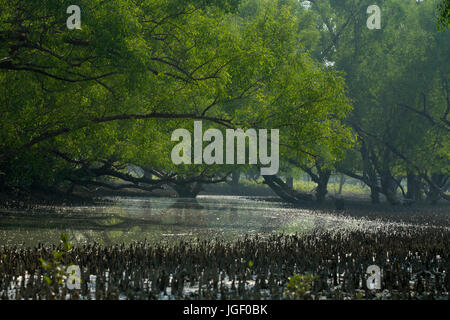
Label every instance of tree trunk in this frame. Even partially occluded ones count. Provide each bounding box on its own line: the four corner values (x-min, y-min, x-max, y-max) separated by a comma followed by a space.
337, 173, 345, 195
361, 140, 380, 204
286, 177, 294, 189
369, 185, 380, 204
426, 173, 447, 204
299, 161, 331, 203
263, 175, 312, 204
337, 167, 380, 204
315, 169, 331, 203
406, 170, 422, 201
380, 171, 400, 205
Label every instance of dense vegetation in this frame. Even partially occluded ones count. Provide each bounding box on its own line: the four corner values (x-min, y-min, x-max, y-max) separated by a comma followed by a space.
0, 0, 448, 204
1, 227, 448, 300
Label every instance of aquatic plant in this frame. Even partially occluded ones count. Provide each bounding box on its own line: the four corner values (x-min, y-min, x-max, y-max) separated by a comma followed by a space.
285, 273, 318, 299
39, 233, 80, 296
0, 229, 448, 300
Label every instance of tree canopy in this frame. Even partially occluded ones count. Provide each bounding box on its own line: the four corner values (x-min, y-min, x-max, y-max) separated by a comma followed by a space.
0, 0, 353, 197
0, 0, 448, 204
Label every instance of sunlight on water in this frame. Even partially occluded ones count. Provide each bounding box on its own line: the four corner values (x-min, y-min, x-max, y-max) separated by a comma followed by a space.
0, 196, 443, 247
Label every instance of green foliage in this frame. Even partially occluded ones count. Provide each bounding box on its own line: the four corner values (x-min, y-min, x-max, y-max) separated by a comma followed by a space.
5, 0, 445, 204
310, 0, 449, 202
39, 233, 78, 287
285, 273, 317, 298
294, 179, 369, 196
437, 0, 450, 30
0, 0, 353, 190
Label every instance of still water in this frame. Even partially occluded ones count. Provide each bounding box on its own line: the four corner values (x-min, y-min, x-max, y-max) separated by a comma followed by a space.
0, 195, 421, 247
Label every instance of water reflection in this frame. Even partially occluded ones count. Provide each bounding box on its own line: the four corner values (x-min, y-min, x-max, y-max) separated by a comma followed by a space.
0, 195, 430, 247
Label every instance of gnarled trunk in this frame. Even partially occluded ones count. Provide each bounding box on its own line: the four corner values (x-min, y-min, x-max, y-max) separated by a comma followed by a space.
369, 184, 380, 204
315, 169, 331, 203
426, 173, 447, 204
263, 175, 312, 204
361, 140, 381, 204
371, 147, 399, 205
380, 171, 400, 205
299, 161, 331, 203
406, 170, 422, 201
